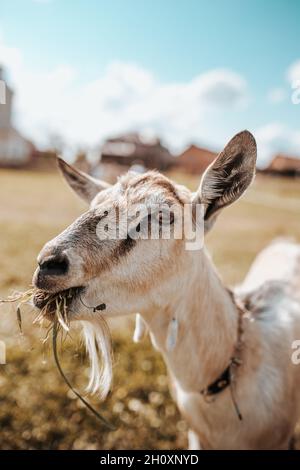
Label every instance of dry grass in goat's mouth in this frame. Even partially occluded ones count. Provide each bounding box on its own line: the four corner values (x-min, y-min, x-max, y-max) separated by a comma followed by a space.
32, 286, 84, 331
0, 287, 115, 430
1, 286, 82, 332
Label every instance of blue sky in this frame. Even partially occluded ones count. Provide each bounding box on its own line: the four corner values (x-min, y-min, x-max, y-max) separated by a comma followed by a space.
1, 0, 300, 165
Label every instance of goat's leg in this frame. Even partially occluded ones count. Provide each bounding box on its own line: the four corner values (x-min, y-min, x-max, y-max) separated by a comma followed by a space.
188, 429, 202, 450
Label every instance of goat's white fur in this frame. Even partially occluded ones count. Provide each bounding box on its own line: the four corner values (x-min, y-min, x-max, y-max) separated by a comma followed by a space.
36, 131, 300, 449
81, 318, 112, 400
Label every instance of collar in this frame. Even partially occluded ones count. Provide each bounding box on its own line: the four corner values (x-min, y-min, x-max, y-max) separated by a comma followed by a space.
200, 294, 246, 420
200, 356, 242, 397
200, 362, 231, 396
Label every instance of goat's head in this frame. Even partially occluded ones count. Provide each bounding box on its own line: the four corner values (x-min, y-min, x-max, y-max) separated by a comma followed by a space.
32, 130, 256, 397
33, 130, 257, 321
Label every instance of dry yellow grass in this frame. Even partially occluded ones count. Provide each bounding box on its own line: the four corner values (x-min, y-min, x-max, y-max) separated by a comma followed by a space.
0, 168, 299, 449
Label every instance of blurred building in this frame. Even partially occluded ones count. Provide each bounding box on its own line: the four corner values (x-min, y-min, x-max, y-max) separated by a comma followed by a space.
0, 66, 34, 167
100, 133, 174, 171
176, 144, 217, 174
73, 152, 91, 173
265, 154, 300, 177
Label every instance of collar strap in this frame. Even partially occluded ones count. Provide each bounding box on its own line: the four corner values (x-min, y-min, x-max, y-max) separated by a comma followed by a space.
201, 359, 233, 397
200, 356, 243, 420
199, 292, 246, 420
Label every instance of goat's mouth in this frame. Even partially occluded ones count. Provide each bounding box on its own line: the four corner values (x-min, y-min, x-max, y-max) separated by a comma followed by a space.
33, 286, 85, 319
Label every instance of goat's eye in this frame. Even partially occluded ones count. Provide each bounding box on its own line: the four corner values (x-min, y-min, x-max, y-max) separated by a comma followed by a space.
103, 210, 108, 217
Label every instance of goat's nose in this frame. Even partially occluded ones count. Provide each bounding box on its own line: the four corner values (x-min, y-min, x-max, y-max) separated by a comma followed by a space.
39, 254, 69, 276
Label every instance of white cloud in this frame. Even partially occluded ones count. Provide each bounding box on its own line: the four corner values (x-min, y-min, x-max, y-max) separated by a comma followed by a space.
287, 59, 300, 85
256, 123, 300, 167
0, 36, 250, 156
267, 87, 287, 104
189, 69, 248, 107
0, 39, 23, 76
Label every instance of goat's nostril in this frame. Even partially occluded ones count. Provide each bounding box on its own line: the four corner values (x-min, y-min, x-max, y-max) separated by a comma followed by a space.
39, 255, 69, 276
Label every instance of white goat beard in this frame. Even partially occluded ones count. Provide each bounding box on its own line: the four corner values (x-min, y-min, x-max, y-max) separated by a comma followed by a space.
81, 318, 113, 400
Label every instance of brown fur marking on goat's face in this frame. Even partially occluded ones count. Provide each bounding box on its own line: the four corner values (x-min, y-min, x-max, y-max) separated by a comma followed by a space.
124, 171, 186, 206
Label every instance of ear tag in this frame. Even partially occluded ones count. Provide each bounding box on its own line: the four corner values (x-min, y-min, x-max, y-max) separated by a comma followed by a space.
166, 317, 178, 351
133, 313, 148, 343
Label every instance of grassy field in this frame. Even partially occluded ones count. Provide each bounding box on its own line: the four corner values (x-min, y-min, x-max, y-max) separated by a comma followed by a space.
0, 168, 300, 449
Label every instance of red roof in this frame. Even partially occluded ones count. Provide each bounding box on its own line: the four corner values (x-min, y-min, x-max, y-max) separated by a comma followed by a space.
176, 144, 217, 173
267, 154, 300, 171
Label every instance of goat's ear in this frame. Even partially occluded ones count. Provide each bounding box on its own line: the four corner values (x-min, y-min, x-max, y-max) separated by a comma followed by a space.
194, 130, 257, 231
57, 157, 111, 203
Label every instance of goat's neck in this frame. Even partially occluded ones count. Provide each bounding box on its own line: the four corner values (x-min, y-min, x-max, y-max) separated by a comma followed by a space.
142, 248, 238, 393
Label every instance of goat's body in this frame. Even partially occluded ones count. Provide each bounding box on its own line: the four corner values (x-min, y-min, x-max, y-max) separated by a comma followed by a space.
145, 240, 300, 450
35, 131, 299, 450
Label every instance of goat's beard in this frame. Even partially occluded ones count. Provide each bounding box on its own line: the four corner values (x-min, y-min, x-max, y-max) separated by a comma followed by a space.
33, 287, 113, 400
81, 317, 113, 400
